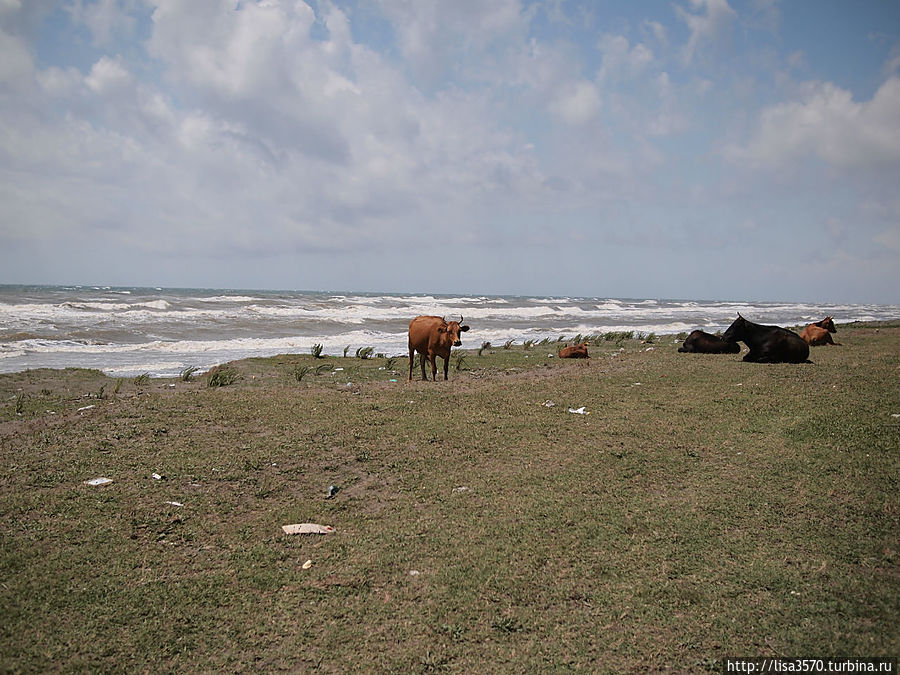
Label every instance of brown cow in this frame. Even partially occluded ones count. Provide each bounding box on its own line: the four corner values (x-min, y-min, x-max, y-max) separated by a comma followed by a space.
408, 315, 470, 381
800, 316, 840, 346
678, 329, 740, 354
558, 342, 590, 358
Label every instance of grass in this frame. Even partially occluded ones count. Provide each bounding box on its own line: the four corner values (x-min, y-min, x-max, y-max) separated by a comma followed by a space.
0, 322, 898, 671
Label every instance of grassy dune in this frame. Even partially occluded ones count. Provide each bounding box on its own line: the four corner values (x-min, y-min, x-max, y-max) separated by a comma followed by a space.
1, 323, 898, 672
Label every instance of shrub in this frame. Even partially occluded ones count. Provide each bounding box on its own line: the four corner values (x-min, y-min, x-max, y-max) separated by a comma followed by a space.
207, 366, 239, 388
311, 344, 324, 358
343, 345, 350, 357
293, 366, 311, 382
503, 340, 514, 350
478, 341, 491, 356
356, 346, 374, 360
133, 373, 150, 386
180, 366, 199, 382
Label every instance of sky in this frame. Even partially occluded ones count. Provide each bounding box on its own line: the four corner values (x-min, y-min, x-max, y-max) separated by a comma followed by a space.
1, 0, 899, 304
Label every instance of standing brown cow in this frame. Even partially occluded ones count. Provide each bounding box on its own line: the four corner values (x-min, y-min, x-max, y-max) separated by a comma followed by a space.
408, 315, 470, 381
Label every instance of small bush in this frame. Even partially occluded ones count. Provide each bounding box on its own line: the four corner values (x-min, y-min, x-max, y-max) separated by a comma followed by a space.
503, 340, 514, 350
180, 366, 199, 382
523, 339, 534, 350
454, 351, 468, 371
207, 367, 239, 388
478, 341, 491, 356
343, 345, 350, 357
133, 373, 150, 386
311, 344, 324, 358
315, 364, 333, 375
113, 379, 123, 395
384, 356, 397, 371
356, 346, 374, 359
293, 366, 311, 382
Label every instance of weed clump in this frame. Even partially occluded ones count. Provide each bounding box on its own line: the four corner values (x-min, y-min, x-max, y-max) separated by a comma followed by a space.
311, 344, 324, 358
207, 366, 240, 388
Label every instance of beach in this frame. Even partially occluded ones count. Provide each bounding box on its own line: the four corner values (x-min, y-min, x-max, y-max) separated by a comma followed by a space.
1, 321, 897, 671
3, 285, 899, 378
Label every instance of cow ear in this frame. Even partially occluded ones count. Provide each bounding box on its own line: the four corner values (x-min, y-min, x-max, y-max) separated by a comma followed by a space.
460, 325, 469, 332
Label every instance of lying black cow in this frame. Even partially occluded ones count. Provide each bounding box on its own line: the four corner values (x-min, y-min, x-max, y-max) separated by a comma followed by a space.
678, 330, 740, 354
721, 314, 810, 364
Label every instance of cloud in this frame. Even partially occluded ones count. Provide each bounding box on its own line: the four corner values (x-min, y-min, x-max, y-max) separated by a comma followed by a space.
597, 34, 654, 81
85, 55, 132, 93
66, 0, 138, 47
727, 76, 900, 169
676, 0, 737, 64
549, 80, 601, 125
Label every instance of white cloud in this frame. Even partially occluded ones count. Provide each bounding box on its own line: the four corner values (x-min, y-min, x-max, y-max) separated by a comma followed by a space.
676, 0, 737, 64
85, 55, 132, 93
728, 76, 900, 168
597, 34, 654, 81
66, 0, 137, 46
549, 80, 602, 126
0, 26, 33, 85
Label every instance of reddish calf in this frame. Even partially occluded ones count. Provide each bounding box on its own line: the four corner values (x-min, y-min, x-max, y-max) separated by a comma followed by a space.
800, 316, 840, 346
408, 315, 470, 381
558, 343, 590, 359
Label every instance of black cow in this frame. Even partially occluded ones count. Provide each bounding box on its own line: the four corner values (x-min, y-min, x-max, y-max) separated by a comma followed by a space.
721, 314, 810, 364
678, 330, 740, 354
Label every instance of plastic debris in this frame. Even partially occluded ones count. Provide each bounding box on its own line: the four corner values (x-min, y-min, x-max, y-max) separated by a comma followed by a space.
77, 405, 95, 412
568, 406, 589, 415
165, 501, 184, 507
302, 560, 313, 569
452, 486, 470, 493
409, 570, 420, 576
326, 485, 339, 499
281, 523, 335, 535
84, 477, 112, 486
152, 473, 165, 481
542, 400, 556, 407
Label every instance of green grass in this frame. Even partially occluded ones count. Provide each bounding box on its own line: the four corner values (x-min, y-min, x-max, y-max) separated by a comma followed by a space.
1, 323, 898, 671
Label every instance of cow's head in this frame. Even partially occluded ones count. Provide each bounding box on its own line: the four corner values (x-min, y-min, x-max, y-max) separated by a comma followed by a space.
722, 313, 746, 343
820, 316, 836, 333
440, 315, 470, 346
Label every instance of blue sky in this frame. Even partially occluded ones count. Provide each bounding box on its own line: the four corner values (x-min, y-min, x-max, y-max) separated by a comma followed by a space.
1, 0, 899, 303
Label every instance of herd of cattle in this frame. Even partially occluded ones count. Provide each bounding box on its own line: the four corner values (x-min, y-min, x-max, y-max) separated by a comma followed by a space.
407, 314, 840, 381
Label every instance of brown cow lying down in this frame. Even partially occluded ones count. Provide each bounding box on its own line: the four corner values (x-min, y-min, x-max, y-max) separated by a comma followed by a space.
558, 342, 589, 358
800, 316, 840, 346
678, 329, 740, 354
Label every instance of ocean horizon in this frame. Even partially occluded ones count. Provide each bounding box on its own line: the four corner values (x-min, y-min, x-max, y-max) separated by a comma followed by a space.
2, 284, 898, 378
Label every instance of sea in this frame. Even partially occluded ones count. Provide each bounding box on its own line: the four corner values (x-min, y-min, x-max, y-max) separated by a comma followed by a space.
1, 285, 898, 378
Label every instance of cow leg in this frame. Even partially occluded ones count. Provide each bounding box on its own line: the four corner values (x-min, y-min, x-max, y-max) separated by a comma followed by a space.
420, 353, 428, 381
430, 355, 438, 381
408, 348, 415, 382
442, 356, 449, 380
